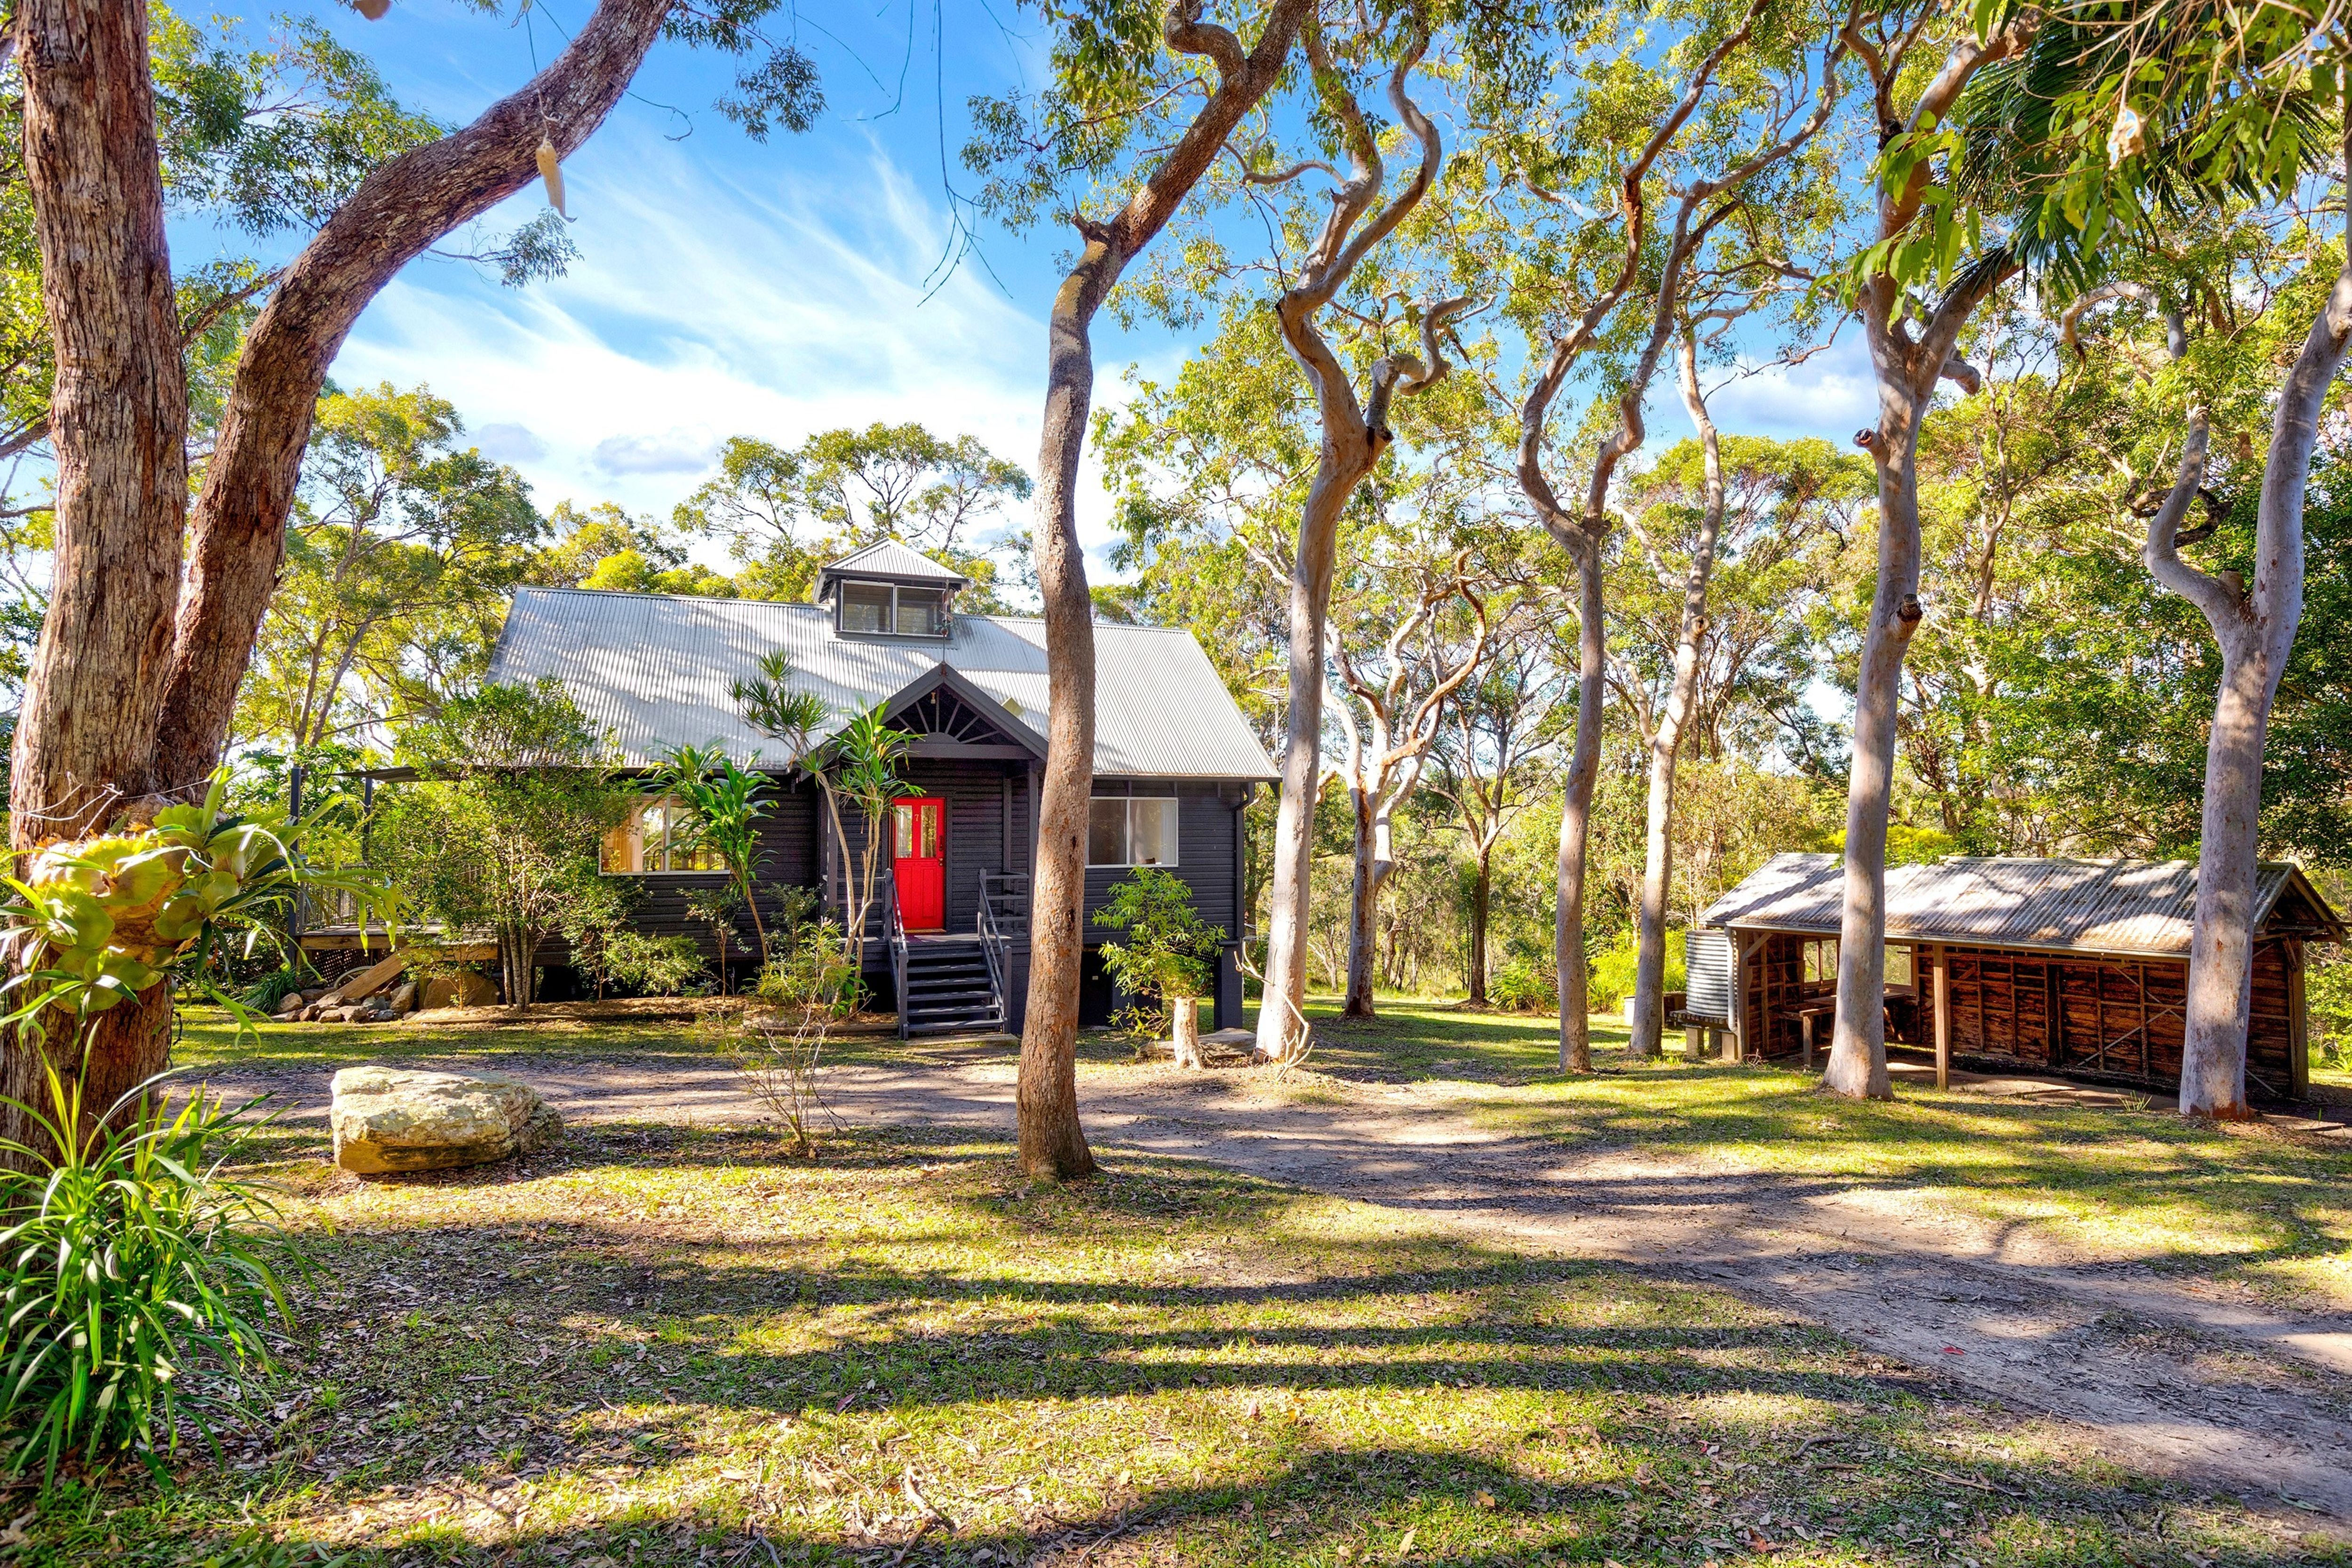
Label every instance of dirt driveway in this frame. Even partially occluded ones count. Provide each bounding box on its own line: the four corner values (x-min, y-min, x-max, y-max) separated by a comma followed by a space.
227, 1038, 2352, 1528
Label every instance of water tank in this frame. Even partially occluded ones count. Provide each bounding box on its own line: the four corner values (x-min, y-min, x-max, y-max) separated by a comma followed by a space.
1683, 927, 1735, 1024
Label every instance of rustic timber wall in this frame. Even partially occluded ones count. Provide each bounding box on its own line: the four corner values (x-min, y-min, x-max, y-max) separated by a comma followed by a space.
1740, 933, 2306, 1096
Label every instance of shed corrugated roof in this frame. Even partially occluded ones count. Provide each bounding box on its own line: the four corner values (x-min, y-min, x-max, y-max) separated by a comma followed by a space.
486, 585, 1279, 780
1700, 852, 2342, 957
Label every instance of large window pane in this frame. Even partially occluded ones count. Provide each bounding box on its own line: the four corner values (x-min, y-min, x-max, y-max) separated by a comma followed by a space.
1088, 799, 1129, 865
1130, 798, 1177, 866
1887, 944, 1914, 987
599, 814, 646, 874
895, 589, 946, 635
841, 582, 890, 632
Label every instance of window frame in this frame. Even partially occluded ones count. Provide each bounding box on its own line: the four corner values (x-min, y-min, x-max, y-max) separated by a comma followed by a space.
1085, 795, 1179, 868
832, 579, 951, 639
600, 794, 727, 876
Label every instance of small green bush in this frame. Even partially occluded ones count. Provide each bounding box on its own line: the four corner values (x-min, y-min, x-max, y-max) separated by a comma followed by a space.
1586, 929, 1687, 1012
0, 1064, 290, 1480
1487, 956, 1556, 1012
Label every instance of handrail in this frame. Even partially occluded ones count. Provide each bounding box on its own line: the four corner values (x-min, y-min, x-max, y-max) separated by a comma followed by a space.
885, 869, 910, 1042
977, 886, 1010, 1029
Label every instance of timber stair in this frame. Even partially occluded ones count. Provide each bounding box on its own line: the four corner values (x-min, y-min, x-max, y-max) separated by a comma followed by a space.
900, 941, 1003, 1035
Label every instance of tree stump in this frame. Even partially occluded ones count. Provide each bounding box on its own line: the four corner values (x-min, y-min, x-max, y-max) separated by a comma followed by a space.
1170, 997, 1205, 1069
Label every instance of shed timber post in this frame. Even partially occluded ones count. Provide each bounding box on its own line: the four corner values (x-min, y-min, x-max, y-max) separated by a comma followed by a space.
1932, 944, 1950, 1090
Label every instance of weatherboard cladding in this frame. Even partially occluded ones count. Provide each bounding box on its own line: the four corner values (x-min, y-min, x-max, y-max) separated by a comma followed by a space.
1700, 852, 2326, 959
486, 587, 1278, 780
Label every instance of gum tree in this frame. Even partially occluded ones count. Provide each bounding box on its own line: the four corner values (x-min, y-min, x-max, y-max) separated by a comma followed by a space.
8, 0, 827, 1135
969, 0, 1312, 1177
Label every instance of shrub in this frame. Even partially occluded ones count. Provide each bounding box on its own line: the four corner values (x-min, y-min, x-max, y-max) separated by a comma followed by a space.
1586, 928, 1687, 1012
733, 892, 859, 1155
1488, 956, 1556, 1013
2312, 953, 2352, 1069
1094, 869, 1224, 1020
0, 1063, 288, 1481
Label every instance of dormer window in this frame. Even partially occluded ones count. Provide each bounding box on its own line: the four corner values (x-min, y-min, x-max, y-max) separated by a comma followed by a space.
840, 581, 948, 636
816, 539, 970, 640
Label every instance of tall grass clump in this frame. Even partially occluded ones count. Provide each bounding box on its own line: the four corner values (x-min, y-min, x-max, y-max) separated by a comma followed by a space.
0, 1063, 288, 1481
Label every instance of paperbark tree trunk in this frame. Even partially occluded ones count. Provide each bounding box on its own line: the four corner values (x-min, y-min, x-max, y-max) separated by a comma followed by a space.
1170, 995, 1203, 1068
5, 0, 191, 1135
2156, 243, 2352, 1115
1628, 332, 1727, 1057
1555, 540, 1605, 1070
1016, 0, 1309, 1178
1253, 36, 1456, 1060
1824, 17, 2034, 1099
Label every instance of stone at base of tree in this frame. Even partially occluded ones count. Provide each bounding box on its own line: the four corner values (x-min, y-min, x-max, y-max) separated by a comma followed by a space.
331, 1065, 561, 1175
421, 971, 497, 1011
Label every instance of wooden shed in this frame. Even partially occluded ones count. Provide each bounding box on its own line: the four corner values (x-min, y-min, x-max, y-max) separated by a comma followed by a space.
1688, 854, 2344, 1098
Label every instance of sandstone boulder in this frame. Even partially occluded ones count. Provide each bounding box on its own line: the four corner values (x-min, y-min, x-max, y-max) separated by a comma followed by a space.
388, 980, 420, 1015
330, 1066, 560, 1175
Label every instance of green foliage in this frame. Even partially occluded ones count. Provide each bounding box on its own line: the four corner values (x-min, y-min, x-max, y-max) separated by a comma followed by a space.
673, 424, 1030, 607
1587, 928, 1685, 1013
385, 681, 629, 1008
239, 382, 547, 753
658, 745, 775, 963
1095, 868, 1226, 1027
2311, 953, 2352, 1068
0, 771, 389, 1027
738, 889, 860, 1155
553, 876, 704, 998
0, 1059, 287, 1482
1943, 0, 2343, 294
1486, 955, 1557, 1014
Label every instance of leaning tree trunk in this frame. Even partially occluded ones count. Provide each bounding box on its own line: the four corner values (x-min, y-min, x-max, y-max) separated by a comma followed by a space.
1016, 0, 1311, 1178
1258, 517, 1352, 1054
1555, 536, 1605, 1072
5, 0, 671, 1158
1018, 237, 1113, 1181
1822, 19, 2031, 1100
6, 0, 193, 1144
1628, 334, 1727, 1057
1823, 379, 1923, 1101
2165, 246, 2352, 1116
150, 0, 672, 785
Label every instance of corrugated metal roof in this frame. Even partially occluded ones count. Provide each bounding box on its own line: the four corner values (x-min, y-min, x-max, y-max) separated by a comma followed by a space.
487, 586, 1279, 780
819, 539, 970, 586
1700, 852, 2341, 957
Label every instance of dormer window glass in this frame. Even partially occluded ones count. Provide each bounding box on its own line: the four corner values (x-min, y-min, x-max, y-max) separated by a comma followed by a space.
834, 580, 950, 638
840, 582, 893, 633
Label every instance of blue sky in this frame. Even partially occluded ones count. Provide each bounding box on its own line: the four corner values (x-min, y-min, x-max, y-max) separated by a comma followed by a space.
231, 0, 1882, 573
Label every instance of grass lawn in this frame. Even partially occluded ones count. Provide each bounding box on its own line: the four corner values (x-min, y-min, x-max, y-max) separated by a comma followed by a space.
1283, 999, 2352, 1310
60, 1001, 2341, 1566
32, 1116, 2338, 1568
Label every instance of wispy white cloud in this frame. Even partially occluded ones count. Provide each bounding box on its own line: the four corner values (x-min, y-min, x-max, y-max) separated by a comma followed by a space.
1699, 333, 1879, 440
329, 123, 1151, 557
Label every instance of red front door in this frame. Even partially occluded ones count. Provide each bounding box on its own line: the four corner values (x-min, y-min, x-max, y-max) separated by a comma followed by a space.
891, 797, 946, 931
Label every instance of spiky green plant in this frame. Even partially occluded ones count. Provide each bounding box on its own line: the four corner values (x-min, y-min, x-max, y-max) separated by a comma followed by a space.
0, 1056, 287, 1483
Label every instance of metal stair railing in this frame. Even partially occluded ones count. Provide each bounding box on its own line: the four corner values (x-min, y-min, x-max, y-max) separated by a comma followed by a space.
885, 870, 911, 1042
977, 888, 1011, 1032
